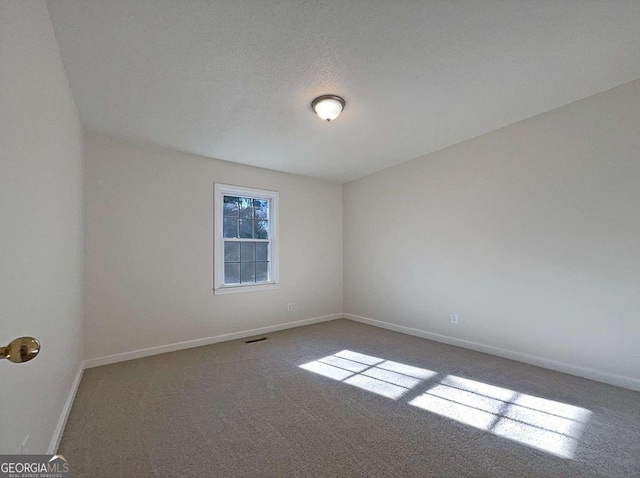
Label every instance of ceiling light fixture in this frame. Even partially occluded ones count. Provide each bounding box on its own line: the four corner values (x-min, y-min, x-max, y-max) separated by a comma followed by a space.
311, 95, 345, 122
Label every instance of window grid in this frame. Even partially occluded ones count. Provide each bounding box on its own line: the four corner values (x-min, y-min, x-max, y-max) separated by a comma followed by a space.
222, 194, 271, 285
214, 183, 279, 294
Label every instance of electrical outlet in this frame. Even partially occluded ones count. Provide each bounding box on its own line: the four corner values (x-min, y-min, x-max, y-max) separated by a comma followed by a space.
450, 314, 458, 324
21, 435, 29, 454
287, 303, 293, 312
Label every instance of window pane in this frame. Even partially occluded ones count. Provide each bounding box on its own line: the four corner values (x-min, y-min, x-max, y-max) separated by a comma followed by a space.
224, 242, 239, 262
240, 262, 255, 283
256, 262, 269, 282
254, 199, 268, 220
256, 242, 268, 261
223, 218, 238, 238
217, 186, 277, 290
239, 197, 254, 218
240, 242, 255, 262
224, 263, 240, 284
223, 196, 239, 217
239, 219, 254, 238
254, 220, 268, 239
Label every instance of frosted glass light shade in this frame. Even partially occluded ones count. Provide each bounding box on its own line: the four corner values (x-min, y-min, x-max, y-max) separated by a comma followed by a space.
311, 95, 345, 122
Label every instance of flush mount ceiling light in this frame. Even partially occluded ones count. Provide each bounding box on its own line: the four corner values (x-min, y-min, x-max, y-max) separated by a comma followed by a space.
311, 95, 345, 122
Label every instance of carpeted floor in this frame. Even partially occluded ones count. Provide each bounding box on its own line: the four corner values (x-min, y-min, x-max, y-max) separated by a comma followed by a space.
60, 319, 640, 477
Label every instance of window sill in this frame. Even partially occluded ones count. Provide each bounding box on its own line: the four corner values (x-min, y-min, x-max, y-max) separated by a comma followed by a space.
214, 283, 280, 295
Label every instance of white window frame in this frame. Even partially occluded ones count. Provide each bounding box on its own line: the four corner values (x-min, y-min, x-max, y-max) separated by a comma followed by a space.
214, 183, 279, 295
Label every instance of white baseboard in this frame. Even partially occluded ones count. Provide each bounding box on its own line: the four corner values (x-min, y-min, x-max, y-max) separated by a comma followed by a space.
48, 362, 85, 454
46, 312, 638, 452
344, 313, 640, 392
84, 313, 343, 369
48, 313, 341, 452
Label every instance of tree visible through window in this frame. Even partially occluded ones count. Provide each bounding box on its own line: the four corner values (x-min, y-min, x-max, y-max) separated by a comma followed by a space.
215, 184, 279, 294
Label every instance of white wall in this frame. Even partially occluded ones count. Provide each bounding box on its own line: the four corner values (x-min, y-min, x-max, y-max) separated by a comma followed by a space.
344, 80, 640, 387
84, 134, 342, 360
0, 1, 84, 453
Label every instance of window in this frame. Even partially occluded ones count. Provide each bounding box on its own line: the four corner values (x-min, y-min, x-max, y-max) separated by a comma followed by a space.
214, 184, 279, 294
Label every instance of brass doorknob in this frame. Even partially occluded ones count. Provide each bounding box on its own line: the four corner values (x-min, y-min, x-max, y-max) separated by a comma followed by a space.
0, 337, 41, 363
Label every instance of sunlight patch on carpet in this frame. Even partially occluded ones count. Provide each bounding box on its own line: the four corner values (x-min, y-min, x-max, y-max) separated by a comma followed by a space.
410, 375, 591, 458
299, 350, 436, 400
300, 350, 591, 459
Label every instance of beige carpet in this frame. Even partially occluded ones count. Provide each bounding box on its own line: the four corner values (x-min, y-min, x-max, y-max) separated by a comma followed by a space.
60, 319, 640, 477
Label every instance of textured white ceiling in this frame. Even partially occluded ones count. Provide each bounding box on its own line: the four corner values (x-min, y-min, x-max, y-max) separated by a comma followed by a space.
47, 1, 640, 182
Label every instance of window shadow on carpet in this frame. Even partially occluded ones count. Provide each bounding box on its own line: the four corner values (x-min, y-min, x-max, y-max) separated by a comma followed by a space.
300, 350, 591, 459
